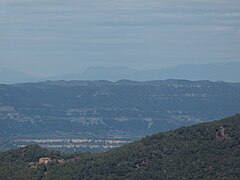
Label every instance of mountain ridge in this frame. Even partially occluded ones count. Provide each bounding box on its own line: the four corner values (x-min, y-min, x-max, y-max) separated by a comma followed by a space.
1, 61, 240, 84
1, 79, 240, 152
40, 61, 240, 82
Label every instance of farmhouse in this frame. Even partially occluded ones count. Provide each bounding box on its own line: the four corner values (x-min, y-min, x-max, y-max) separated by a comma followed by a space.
39, 157, 51, 164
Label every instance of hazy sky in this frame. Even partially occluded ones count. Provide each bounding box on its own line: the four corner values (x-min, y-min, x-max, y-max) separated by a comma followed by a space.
0, 0, 240, 77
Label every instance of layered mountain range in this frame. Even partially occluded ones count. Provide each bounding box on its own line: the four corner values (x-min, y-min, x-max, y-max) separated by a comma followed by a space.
1, 61, 240, 84
0, 79, 240, 148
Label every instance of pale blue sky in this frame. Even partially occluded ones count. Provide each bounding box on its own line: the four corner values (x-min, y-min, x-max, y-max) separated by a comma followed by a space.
0, 0, 240, 77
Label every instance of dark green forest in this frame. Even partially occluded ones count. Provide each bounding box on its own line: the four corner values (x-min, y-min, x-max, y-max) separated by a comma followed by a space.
1, 114, 240, 179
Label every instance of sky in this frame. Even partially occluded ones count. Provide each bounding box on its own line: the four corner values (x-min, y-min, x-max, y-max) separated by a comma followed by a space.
0, 0, 240, 77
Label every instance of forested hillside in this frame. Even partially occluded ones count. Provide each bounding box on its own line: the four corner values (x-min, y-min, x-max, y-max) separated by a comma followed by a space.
0, 114, 239, 179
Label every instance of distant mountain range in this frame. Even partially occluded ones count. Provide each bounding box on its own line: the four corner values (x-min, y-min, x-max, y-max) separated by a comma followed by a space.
0, 68, 37, 84
55, 61, 240, 82
0, 79, 240, 152
1, 61, 240, 84
1, 114, 240, 179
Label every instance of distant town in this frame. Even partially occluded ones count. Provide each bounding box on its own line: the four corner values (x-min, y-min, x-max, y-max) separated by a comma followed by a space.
14, 138, 132, 152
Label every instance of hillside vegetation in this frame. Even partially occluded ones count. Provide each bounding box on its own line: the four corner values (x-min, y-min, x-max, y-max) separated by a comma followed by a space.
0, 114, 240, 179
